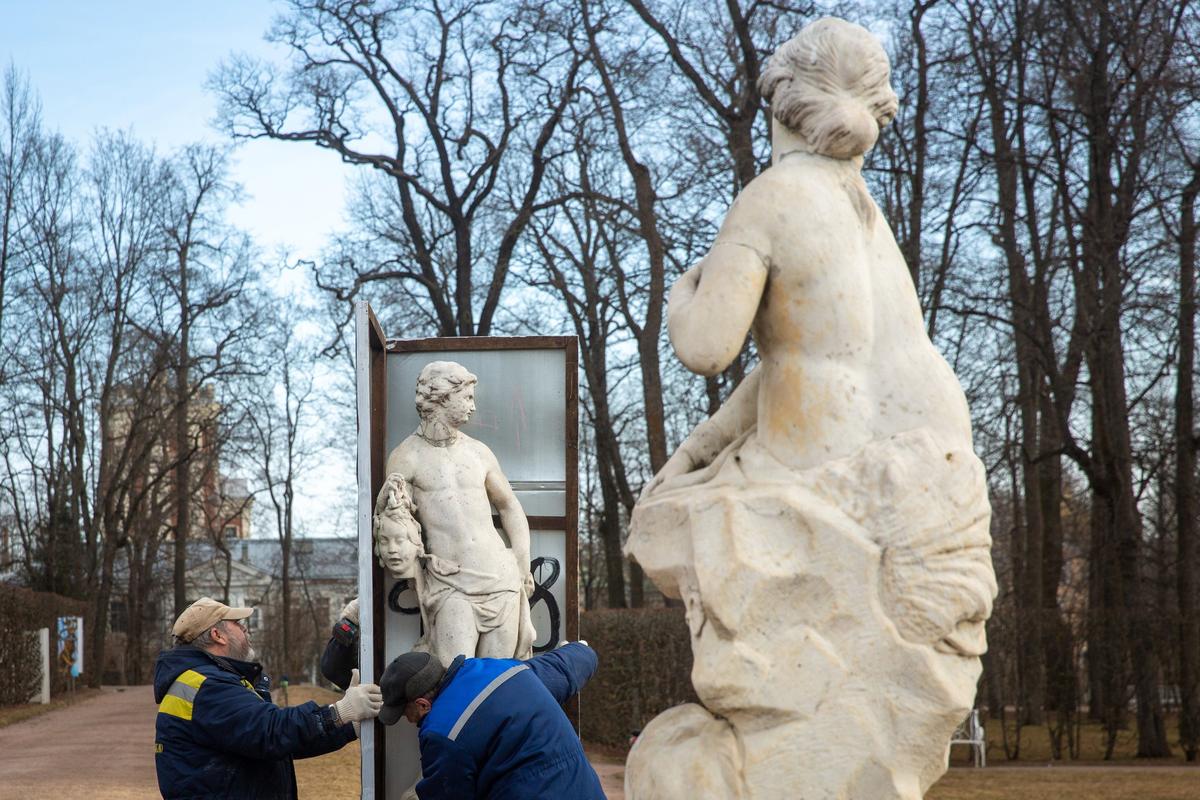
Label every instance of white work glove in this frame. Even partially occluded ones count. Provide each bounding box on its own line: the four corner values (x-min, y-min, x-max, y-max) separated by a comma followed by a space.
339, 598, 360, 625
332, 668, 382, 726
557, 639, 588, 648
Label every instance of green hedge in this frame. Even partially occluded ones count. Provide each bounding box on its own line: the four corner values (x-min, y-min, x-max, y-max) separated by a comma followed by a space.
0, 585, 89, 705
580, 607, 699, 747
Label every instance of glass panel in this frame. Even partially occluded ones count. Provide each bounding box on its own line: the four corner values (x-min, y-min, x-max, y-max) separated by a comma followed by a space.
511, 488, 566, 517
385, 349, 567, 482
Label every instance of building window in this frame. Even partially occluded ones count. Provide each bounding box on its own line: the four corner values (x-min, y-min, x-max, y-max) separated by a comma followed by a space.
223, 525, 238, 540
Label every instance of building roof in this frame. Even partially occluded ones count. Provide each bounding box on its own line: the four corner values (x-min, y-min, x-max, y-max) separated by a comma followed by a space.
214, 537, 358, 582
106, 536, 358, 587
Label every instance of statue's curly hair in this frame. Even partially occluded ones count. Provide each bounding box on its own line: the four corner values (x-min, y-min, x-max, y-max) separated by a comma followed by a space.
758, 18, 898, 159
414, 361, 478, 421
375, 472, 418, 520
372, 473, 422, 564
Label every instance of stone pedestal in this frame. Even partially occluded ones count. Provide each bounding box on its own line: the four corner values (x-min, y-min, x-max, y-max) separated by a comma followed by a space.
625, 431, 994, 799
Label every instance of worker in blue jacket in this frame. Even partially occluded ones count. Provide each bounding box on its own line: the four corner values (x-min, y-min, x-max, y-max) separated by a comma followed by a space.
154, 596, 383, 799
379, 642, 606, 800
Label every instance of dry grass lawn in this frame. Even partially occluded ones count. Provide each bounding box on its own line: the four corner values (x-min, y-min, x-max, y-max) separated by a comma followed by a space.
962, 712, 1194, 763
929, 766, 1200, 799
283, 687, 1200, 799
281, 684, 362, 800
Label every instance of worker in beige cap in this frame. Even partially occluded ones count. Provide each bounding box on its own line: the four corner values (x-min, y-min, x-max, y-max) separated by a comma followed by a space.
154, 596, 382, 799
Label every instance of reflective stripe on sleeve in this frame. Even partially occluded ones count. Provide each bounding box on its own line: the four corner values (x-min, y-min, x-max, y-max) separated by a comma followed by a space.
447, 664, 528, 741
158, 670, 208, 720
176, 669, 206, 690
158, 694, 194, 720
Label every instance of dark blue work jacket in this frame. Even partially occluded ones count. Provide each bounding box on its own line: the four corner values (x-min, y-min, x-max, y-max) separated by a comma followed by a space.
153, 645, 355, 799
416, 643, 605, 800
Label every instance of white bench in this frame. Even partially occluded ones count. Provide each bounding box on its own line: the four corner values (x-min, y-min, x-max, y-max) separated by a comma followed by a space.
949, 708, 986, 767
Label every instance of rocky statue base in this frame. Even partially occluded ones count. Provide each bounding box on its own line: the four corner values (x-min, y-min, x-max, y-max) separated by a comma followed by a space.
625, 431, 994, 799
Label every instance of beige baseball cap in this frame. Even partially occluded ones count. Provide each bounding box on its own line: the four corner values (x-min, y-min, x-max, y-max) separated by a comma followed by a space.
172, 596, 254, 643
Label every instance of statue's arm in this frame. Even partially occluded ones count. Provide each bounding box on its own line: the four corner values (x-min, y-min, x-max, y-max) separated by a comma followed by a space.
483, 450, 531, 577
383, 443, 408, 481
668, 225, 768, 377
641, 367, 760, 500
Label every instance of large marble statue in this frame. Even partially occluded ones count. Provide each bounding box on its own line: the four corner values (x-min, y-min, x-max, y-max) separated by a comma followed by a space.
625, 18, 997, 799
377, 361, 535, 665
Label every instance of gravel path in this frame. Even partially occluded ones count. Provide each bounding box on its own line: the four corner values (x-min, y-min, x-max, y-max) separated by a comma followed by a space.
0, 685, 158, 799
0, 685, 627, 799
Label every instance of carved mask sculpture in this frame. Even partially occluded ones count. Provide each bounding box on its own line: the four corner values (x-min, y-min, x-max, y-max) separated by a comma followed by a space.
373, 473, 424, 581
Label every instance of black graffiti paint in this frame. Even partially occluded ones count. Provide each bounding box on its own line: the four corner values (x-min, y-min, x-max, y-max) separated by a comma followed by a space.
389, 580, 420, 615
529, 556, 561, 654
387, 556, 562, 653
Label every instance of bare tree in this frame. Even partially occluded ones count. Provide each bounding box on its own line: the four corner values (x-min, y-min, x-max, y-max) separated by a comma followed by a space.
159, 143, 254, 617
212, 0, 584, 337
523, 117, 642, 606
243, 308, 322, 678
0, 64, 39, 358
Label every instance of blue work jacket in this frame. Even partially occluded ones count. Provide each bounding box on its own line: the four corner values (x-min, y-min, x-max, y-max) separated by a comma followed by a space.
416, 642, 606, 800
153, 645, 355, 799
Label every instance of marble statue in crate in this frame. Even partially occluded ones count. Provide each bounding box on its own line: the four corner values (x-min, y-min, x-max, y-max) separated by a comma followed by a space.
375, 360, 535, 666
624, 17, 998, 800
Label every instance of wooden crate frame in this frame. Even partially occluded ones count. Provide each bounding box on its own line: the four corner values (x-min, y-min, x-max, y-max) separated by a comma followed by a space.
355, 302, 579, 799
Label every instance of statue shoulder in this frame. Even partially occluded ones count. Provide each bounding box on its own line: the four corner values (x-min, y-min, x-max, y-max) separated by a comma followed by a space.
717, 161, 837, 252
461, 432, 498, 460
385, 435, 423, 476
755, 158, 842, 209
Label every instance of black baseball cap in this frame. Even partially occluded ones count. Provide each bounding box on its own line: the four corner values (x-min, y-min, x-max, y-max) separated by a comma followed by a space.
378, 651, 447, 726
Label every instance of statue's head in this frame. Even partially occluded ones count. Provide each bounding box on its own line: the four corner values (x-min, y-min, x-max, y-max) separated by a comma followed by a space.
758, 18, 898, 159
373, 473, 424, 580
415, 360, 478, 428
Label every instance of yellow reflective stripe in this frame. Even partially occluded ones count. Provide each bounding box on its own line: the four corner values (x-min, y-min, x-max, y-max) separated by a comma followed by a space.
177, 669, 207, 690
159, 694, 193, 720
241, 678, 264, 700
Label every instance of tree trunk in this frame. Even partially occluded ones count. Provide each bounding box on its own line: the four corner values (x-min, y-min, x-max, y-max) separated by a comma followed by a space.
591, 374, 628, 608
1039, 412, 1074, 719
124, 540, 144, 684
902, 0, 930, 294
583, 2, 668, 607
86, 533, 119, 689
1176, 169, 1199, 761
981, 34, 1045, 722
173, 243, 191, 618
281, 528, 292, 676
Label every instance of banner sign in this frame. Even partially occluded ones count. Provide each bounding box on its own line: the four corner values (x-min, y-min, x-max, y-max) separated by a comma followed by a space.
57, 616, 83, 678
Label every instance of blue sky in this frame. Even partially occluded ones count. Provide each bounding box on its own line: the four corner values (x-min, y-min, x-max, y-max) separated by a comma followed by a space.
2, 1, 351, 262
3, 2, 357, 537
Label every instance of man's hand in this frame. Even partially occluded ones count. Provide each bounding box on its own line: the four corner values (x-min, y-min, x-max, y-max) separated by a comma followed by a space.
339, 598, 360, 625
332, 668, 383, 725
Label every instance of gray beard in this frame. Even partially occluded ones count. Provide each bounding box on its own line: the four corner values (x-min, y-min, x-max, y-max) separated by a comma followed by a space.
228, 639, 257, 663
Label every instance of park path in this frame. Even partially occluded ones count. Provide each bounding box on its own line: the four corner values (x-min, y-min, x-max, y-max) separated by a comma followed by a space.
0, 685, 158, 799
0, 685, 626, 800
